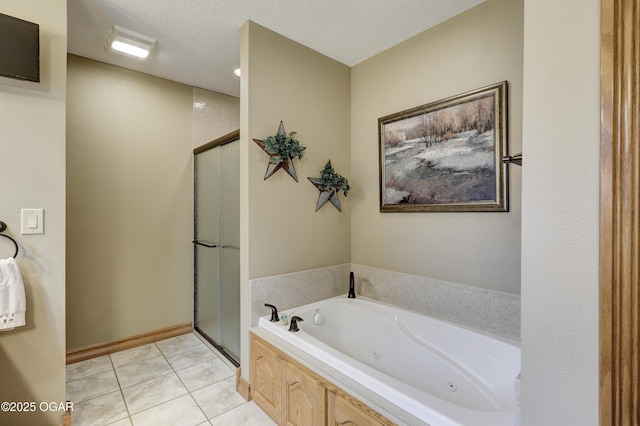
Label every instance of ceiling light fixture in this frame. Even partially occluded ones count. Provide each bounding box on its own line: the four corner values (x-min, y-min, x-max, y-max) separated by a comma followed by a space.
106, 25, 156, 59
233, 68, 241, 77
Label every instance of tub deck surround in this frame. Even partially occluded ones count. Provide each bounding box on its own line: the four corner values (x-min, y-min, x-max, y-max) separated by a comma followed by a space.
351, 264, 521, 341
255, 296, 521, 426
250, 263, 350, 327
250, 264, 520, 341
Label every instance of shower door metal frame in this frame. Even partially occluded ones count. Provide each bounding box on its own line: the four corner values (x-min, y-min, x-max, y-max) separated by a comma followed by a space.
193, 129, 240, 367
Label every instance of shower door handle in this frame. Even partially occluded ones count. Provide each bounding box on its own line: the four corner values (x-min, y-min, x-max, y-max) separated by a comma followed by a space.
193, 240, 218, 248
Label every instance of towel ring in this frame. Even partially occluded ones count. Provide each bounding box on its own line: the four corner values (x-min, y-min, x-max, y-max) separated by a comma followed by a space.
0, 221, 19, 259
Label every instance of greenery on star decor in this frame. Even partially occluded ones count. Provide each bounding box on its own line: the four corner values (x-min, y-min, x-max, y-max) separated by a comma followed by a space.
307, 160, 351, 212
263, 130, 306, 164
254, 121, 306, 181
318, 161, 350, 196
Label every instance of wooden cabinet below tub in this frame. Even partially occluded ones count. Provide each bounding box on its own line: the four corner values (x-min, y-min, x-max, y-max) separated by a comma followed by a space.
283, 359, 326, 425
251, 334, 282, 422
328, 389, 391, 426
250, 332, 396, 426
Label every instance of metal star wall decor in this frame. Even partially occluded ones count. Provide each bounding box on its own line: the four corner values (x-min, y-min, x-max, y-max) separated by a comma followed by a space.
253, 121, 306, 181
308, 160, 351, 212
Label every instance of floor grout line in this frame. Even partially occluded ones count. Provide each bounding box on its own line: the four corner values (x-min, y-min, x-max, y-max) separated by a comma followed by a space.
108, 352, 134, 422
158, 340, 211, 423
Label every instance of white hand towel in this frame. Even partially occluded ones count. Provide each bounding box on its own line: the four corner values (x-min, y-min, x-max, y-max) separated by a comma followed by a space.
0, 258, 26, 331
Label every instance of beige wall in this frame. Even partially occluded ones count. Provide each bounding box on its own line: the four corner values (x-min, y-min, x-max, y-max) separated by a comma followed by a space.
0, 0, 602, 423
242, 22, 352, 278
240, 21, 351, 375
351, 0, 523, 294
66, 55, 193, 349
520, 0, 600, 423
0, 1, 67, 424
193, 87, 240, 149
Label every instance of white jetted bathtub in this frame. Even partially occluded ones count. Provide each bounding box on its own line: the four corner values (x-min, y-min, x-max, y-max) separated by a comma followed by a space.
258, 296, 520, 426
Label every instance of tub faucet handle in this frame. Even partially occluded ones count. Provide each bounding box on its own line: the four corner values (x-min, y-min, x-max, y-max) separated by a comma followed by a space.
265, 304, 279, 322
289, 316, 304, 332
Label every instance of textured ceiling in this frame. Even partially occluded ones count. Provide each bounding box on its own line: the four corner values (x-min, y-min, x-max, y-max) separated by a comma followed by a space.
67, 0, 485, 97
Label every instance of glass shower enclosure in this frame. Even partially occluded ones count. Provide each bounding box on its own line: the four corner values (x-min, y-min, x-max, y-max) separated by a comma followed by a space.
193, 130, 240, 366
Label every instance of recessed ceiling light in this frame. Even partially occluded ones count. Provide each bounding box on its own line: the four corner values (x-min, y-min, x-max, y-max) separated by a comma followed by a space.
106, 25, 156, 59
233, 68, 241, 77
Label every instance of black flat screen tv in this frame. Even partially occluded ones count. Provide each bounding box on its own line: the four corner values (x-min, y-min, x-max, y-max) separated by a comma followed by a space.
0, 13, 40, 83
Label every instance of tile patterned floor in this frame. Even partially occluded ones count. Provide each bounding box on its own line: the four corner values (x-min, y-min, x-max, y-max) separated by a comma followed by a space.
66, 333, 275, 426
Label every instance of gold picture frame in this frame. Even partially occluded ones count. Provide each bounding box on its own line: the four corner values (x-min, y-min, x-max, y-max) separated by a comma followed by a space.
379, 81, 508, 212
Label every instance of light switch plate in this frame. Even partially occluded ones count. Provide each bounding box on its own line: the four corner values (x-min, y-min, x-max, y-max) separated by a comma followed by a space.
21, 209, 44, 234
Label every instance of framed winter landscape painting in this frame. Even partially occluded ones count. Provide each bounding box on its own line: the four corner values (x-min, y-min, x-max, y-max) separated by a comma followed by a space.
379, 81, 508, 212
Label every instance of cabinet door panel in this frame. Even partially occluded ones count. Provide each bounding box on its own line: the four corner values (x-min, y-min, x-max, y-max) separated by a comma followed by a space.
251, 337, 282, 423
283, 360, 326, 426
328, 391, 393, 426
